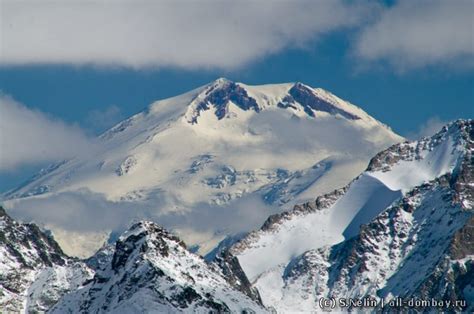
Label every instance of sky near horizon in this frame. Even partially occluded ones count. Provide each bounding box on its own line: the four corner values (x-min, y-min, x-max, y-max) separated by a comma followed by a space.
0, 0, 473, 192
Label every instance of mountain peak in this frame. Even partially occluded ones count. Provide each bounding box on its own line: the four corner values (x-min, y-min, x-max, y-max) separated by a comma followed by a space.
52, 220, 267, 313
282, 82, 361, 120
4, 78, 404, 259
184, 79, 367, 124
118, 220, 186, 251
292, 81, 309, 88
0, 206, 92, 312
445, 118, 473, 136
112, 221, 187, 271
212, 77, 232, 85
185, 79, 259, 124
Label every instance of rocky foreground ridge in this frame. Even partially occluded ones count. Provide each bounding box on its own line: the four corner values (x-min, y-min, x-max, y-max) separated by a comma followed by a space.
226, 119, 473, 312
0, 207, 265, 312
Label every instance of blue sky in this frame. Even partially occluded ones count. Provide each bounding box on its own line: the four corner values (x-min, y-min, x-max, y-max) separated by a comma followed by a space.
1, 0, 473, 192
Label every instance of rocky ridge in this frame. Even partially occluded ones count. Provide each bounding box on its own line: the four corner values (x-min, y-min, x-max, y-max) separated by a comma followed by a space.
51, 221, 266, 313
224, 119, 473, 312
0, 207, 92, 312
0, 209, 266, 312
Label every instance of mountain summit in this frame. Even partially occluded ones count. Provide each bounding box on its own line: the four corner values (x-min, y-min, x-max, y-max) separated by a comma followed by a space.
184, 79, 364, 124
2, 79, 403, 257
51, 221, 266, 313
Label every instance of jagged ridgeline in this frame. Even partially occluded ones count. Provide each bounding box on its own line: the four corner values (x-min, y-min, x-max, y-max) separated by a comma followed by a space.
0, 208, 266, 312
226, 119, 473, 312
0, 207, 92, 312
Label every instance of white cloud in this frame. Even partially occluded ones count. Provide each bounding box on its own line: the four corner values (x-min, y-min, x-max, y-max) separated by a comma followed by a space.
406, 116, 449, 140
4, 188, 275, 256
0, 0, 372, 69
6, 188, 273, 239
1, 0, 472, 71
0, 95, 95, 170
355, 0, 474, 69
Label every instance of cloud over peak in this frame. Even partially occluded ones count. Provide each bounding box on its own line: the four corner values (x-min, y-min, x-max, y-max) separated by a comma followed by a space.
1, 0, 472, 71
1, 0, 369, 69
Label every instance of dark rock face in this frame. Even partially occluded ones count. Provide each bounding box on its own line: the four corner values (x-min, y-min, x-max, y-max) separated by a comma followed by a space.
189, 80, 259, 123
452, 121, 474, 205
214, 250, 263, 304
450, 216, 474, 260
409, 132, 474, 311
52, 221, 266, 313
279, 83, 360, 120
111, 222, 186, 271
188, 80, 363, 124
0, 206, 91, 312
0, 207, 67, 270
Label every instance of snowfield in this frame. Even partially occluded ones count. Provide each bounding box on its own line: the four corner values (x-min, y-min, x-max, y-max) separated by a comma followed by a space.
2, 78, 402, 257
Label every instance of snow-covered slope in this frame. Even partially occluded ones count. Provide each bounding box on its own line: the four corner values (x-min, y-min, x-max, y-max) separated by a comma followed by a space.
0, 206, 92, 312
228, 119, 473, 311
272, 176, 473, 312
2, 78, 402, 257
0, 207, 266, 312
51, 221, 267, 313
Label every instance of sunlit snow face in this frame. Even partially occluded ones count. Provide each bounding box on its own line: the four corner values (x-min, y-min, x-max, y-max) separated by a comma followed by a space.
3, 81, 403, 257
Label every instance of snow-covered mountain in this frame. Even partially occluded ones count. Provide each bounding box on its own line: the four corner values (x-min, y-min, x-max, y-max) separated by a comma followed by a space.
227, 119, 473, 312
0, 120, 471, 313
2, 78, 403, 257
0, 206, 92, 312
0, 207, 267, 312
51, 221, 266, 313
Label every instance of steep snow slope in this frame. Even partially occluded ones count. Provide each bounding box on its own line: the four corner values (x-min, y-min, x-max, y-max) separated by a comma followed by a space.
2, 78, 402, 257
229, 120, 472, 310
0, 207, 92, 312
269, 175, 473, 312
51, 221, 267, 313
232, 174, 402, 281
